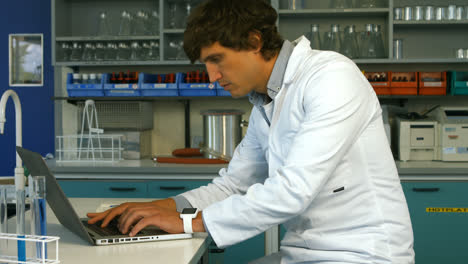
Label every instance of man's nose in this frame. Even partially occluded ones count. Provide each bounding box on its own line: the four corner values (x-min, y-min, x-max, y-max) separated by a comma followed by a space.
206, 64, 222, 83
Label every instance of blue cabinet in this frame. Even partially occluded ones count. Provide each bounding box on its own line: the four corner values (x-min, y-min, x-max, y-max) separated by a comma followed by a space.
58, 179, 211, 198
148, 180, 210, 198
211, 232, 265, 264
59, 180, 148, 198
402, 181, 468, 264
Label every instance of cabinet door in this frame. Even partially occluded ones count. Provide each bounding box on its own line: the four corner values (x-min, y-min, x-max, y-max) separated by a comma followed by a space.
402, 181, 468, 264
58, 180, 147, 198
147, 180, 211, 198
212, 233, 265, 264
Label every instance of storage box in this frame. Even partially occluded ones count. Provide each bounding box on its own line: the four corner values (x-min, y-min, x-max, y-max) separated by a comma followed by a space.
178, 72, 216, 96
419, 72, 447, 95
103, 73, 141, 97
66, 73, 104, 97
364, 71, 391, 95
449, 71, 468, 95
390, 72, 418, 95
139, 73, 178, 96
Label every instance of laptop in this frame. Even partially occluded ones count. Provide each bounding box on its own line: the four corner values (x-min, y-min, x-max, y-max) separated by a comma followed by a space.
16, 146, 192, 246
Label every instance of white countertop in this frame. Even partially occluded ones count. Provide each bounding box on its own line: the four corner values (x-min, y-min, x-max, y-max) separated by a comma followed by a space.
4, 198, 210, 264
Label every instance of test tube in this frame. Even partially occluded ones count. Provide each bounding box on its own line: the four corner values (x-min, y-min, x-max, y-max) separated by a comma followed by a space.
16, 188, 26, 262
0, 185, 8, 249
30, 176, 47, 259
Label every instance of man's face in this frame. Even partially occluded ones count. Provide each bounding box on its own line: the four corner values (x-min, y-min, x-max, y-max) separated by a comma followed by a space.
200, 42, 267, 98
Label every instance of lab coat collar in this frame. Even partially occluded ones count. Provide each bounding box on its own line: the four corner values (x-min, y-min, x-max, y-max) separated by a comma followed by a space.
248, 39, 295, 107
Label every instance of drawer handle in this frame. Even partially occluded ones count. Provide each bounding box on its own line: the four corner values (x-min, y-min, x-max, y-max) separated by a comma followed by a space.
210, 248, 225, 254
109, 187, 137, 192
159, 186, 186, 191
412, 188, 440, 192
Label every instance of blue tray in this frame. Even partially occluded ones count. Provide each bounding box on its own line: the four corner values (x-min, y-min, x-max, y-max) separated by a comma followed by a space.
103, 73, 140, 97
139, 73, 178, 96
66, 73, 104, 97
178, 73, 217, 96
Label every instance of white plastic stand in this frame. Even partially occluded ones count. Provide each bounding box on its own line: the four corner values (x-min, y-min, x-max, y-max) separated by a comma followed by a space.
78, 99, 104, 161
0, 233, 60, 263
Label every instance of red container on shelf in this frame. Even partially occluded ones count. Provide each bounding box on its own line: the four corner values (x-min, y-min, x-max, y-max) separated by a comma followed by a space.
390, 72, 418, 95
419, 72, 447, 95
364, 71, 391, 95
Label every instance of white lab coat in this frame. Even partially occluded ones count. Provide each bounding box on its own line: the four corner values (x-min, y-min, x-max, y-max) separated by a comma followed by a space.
181, 36, 415, 263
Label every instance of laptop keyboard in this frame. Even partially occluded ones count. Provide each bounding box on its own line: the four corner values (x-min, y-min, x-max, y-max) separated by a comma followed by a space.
85, 218, 126, 236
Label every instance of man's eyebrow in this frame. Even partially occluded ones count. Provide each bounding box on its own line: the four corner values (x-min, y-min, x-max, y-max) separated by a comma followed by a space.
201, 53, 223, 63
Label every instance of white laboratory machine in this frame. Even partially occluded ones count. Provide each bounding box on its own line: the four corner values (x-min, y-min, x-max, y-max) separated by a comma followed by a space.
396, 116, 440, 162
431, 107, 468, 161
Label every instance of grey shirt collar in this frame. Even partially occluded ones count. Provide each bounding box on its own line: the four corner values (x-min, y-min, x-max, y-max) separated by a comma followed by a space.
248, 40, 295, 106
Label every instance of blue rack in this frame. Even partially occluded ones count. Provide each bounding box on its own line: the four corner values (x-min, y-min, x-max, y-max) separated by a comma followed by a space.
103, 73, 141, 97
178, 73, 217, 96
139, 73, 179, 96
66, 73, 104, 97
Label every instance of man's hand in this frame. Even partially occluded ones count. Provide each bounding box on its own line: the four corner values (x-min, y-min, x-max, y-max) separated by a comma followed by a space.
86, 198, 206, 235
86, 198, 176, 228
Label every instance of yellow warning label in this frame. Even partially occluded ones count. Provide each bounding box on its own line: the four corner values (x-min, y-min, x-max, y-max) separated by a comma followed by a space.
426, 207, 468, 213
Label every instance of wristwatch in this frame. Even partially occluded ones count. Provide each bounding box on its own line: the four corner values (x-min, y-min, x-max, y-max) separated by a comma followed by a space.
180, 208, 199, 233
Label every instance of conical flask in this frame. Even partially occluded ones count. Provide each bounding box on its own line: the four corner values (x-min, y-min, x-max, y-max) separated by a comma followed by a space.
340, 25, 359, 58
306, 24, 321, 50
327, 24, 341, 53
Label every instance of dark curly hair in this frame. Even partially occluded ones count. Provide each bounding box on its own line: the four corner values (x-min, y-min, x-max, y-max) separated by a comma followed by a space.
183, 0, 284, 63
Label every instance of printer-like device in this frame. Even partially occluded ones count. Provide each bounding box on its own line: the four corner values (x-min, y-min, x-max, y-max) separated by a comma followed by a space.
431, 107, 468, 161
396, 116, 440, 161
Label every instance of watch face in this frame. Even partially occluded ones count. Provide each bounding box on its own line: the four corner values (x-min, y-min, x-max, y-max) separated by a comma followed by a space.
182, 208, 197, 214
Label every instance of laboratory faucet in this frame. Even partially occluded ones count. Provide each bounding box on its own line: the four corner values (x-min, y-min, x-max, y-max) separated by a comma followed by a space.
0, 90, 26, 260
0, 89, 25, 191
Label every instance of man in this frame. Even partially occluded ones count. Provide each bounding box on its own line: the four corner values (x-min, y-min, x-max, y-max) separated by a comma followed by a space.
88, 0, 415, 263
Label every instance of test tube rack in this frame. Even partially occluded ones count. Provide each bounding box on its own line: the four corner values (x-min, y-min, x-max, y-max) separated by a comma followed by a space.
0, 233, 60, 264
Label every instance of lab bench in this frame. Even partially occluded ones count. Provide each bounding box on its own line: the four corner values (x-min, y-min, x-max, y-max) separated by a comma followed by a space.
47, 160, 468, 264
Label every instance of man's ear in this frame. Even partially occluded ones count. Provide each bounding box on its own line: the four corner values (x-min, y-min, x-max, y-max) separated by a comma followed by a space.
248, 31, 263, 53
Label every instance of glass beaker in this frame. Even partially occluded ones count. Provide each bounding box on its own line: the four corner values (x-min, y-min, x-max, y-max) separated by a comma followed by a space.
81, 43, 95, 61
130, 41, 142, 60
70, 42, 83, 61
97, 11, 111, 36
150, 41, 160, 60
105, 43, 118, 61
306, 24, 321, 50
94, 42, 106, 61
119, 10, 132, 36
393, 39, 403, 59
340, 25, 359, 59
116, 42, 131, 60
0, 185, 7, 250
58, 42, 71, 61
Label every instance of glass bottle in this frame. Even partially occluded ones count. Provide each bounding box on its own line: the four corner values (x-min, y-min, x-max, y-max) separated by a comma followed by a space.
306, 24, 321, 50
327, 24, 342, 53
150, 41, 160, 60
360, 24, 377, 58
58, 42, 71, 61
81, 43, 95, 61
94, 42, 106, 61
116, 42, 131, 60
105, 43, 118, 61
130, 41, 142, 60
340, 25, 359, 58
70, 42, 83, 61
360, 0, 378, 8
168, 2, 179, 28
148, 10, 160, 35
182, 0, 192, 27
330, 0, 352, 8
119, 10, 132, 36
133, 10, 148, 36
373, 24, 385, 58
97, 11, 111, 36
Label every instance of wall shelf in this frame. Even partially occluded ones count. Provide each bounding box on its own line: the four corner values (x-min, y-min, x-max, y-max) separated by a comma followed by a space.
278, 8, 389, 17
56, 36, 160, 42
